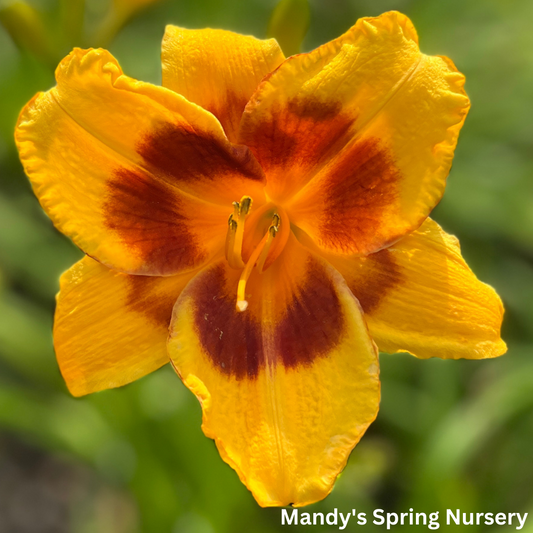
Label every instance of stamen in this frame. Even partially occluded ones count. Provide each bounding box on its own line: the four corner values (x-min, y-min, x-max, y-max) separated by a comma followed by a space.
225, 215, 242, 268
255, 215, 280, 274
232, 196, 252, 263
225, 196, 252, 269
235, 214, 280, 312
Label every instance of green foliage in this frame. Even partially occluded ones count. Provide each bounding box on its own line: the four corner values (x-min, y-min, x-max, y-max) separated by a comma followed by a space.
1, 0, 533, 531
0, 1, 56, 67
267, 0, 310, 56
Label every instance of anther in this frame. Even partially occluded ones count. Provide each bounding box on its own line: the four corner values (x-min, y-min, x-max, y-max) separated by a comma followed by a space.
240, 197, 252, 215
232, 202, 240, 220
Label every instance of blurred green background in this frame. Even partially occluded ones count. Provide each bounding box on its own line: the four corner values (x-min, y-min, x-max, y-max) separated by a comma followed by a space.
1, 0, 533, 531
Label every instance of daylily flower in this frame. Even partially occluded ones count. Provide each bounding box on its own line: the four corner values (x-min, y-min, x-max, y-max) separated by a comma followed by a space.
15, 11, 506, 507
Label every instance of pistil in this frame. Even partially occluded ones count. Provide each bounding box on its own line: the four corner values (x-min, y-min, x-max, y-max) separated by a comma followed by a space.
236, 214, 280, 312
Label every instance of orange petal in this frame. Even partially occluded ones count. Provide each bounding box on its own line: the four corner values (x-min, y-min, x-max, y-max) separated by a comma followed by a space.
55, 256, 195, 396
239, 11, 469, 255
326, 218, 506, 360
15, 48, 266, 275
162, 26, 285, 142
168, 234, 380, 506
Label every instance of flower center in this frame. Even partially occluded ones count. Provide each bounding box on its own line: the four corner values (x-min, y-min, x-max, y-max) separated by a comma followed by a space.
225, 197, 290, 312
